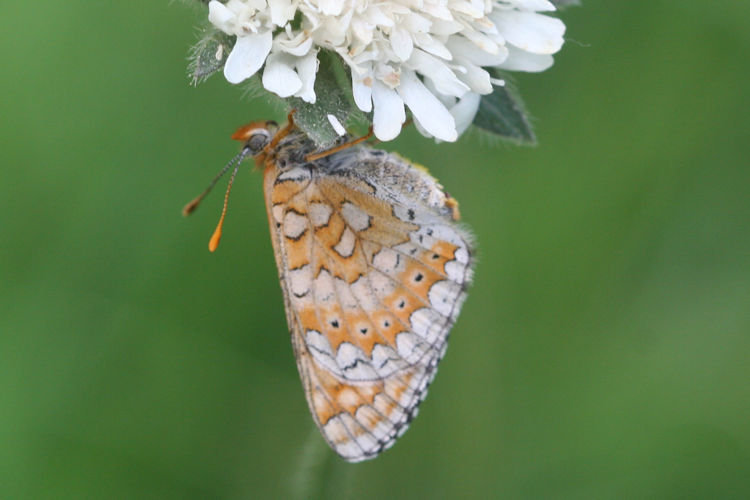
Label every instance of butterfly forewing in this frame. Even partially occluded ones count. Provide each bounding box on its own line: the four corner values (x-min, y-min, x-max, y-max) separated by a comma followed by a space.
263, 139, 473, 462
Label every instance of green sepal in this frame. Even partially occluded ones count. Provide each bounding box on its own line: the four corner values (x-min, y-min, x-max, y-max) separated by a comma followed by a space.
473, 71, 536, 145
188, 28, 233, 84
284, 52, 361, 147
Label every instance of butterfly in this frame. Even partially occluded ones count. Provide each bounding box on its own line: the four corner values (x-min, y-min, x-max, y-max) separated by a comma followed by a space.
185, 113, 474, 462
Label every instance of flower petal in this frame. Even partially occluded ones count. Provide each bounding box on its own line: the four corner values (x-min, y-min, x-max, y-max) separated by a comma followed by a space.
366, 5, 395, 27
327, 114, 346, 136
390, 27, 414, 62
402, 13, 432, 33
409, 50, 469, 97
397, 71, 457, 142
241, 0, 266, 11
294, 50, 319, 103
449, 92, 481, 136
421, 2, 453, 21
262, 52, 302, 97
277, 32, 314, 56
446, 36, 508, 66
413, 33, 453, 60
269, 0, 296, 26
318, 0, 343, 16
224, 31, 273, 84
375, 63, 401, 89
460, 29, 501, 56
372, 80, 405, 141
352, 70, 373, 112
490, 11, 565, 54
498, 45, 554, 72
429, 19, 464, 36
507, 0, 556, 12
208, 1, 236, 34
451, 1, 485, 19
455, 60, 493, 94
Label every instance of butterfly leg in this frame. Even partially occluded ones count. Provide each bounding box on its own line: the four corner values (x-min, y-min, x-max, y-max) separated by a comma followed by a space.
366, 119, 413, 147
266, 109, 298, 152
304, 126, 374, 162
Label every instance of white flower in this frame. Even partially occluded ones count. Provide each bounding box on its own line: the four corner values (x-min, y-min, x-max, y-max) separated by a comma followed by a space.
208, 0, 566, 142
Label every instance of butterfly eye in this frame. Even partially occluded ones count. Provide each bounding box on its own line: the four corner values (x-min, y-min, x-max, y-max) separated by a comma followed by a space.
247, 131, 271, 153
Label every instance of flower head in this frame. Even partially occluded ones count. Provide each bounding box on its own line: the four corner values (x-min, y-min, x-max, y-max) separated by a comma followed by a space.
208, 0, 566, 141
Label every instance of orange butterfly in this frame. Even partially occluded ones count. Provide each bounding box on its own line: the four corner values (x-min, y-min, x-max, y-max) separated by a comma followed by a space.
185, 113, 474, 462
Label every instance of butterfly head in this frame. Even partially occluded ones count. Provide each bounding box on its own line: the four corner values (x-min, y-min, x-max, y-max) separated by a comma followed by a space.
183, 119, 279, 251
231, 120, 279, 156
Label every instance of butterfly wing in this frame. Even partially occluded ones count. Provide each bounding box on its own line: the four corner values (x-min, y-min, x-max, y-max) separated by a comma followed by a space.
263, 146, 474, 462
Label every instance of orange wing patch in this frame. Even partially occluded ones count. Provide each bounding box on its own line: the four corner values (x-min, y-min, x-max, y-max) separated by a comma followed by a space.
300, 348, 423, 460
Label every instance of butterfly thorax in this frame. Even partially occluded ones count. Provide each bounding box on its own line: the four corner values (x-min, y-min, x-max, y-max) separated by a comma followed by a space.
260, 130, 314, 171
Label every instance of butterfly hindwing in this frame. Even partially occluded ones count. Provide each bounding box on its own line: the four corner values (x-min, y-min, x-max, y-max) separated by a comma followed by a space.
263, 142, 473, 462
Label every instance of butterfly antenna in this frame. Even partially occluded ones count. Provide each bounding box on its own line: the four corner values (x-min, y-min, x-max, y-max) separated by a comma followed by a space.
208, 159, 242, 252
182, 147, 249, 217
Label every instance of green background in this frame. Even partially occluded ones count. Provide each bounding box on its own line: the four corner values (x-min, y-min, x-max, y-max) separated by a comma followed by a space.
2, 1, 749, 498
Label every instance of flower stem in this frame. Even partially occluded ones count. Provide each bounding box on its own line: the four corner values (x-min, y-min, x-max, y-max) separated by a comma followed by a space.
289, 424, 354, 499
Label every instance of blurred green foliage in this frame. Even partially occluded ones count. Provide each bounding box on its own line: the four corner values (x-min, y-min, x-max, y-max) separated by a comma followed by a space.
1, 1, 749, 498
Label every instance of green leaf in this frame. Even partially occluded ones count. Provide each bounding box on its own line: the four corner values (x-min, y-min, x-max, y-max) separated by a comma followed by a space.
473, 73, 536, 145
550, 0, 581, 9
285, 52, 359, 147
188, 28, 233, 84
